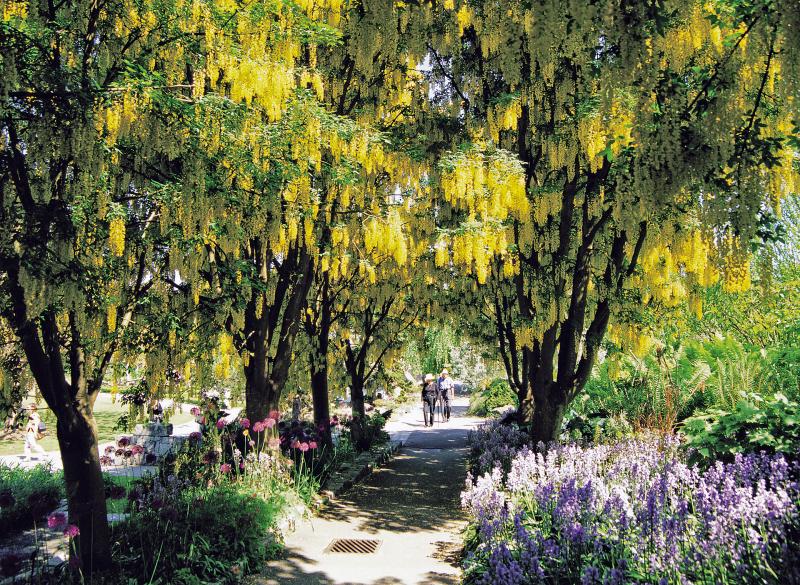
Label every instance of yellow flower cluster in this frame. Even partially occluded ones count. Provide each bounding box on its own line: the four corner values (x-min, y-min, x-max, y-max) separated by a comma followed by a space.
607, 323, 653, 358
441, 153, 528, 223
108, 217, 126, 257
363, 210, 408, 267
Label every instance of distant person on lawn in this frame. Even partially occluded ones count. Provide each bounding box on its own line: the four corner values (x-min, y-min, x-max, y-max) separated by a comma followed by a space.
438, 369, 454, 422
422, 374, 437, 427
24, 404, 47, 460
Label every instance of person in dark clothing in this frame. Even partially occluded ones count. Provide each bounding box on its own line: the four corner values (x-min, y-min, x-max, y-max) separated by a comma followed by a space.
421, 373, 437, 427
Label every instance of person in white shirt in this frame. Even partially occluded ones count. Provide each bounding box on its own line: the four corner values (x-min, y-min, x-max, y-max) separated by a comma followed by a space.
24, 404, 47, 460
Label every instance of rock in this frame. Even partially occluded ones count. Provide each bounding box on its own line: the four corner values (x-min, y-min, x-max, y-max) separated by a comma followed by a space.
132, 422, 185, 457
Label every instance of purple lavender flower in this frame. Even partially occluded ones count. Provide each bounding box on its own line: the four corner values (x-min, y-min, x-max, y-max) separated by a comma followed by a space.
460, 424, 800, 584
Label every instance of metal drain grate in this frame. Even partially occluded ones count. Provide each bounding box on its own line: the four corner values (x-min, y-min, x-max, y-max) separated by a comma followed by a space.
324, 538, 382, 554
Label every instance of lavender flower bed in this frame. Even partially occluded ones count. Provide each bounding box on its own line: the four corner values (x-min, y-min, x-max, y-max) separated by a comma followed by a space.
461, 421, 800, 584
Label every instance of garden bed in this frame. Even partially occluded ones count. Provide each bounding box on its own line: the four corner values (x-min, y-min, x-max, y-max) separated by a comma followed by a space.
461, 420, 800, 584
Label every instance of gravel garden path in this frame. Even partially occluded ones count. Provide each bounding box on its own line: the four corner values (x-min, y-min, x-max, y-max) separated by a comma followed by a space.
256, 396, 483, 585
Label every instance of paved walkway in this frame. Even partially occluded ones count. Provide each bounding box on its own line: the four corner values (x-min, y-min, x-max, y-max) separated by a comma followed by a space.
256, 397, 482, 585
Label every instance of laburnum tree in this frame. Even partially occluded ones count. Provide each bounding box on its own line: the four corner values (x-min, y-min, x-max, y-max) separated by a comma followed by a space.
294, 0, 434, 441
189, 92, 426, 424
425, 0, 800, 442
339, 255, 423, 421
0, 0, 331, 570
302, 202, 411, 445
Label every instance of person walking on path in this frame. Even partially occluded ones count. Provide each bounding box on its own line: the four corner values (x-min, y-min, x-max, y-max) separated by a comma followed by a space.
421, 374, 437, 427
23, 404, 47, 460
438, 369, 454, 422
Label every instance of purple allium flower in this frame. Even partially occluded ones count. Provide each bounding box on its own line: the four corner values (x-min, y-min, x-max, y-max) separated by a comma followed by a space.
47, 512, 67, 529
189, 431, 202, 442
63, 524, 80, 538
240, 417, 250, 429
117, 437, 130, 447
216, 418, 226, 430
220, 463, 232, 473
190, 406, 201, 416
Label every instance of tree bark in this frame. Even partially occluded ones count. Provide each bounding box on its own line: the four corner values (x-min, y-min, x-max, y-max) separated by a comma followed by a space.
57, 402, 110, 574
244, 359, 278, 422
307, 269, 333, 448
530, 383, 567, 444
310, 366, 332, 448
241, 238, 313, 422
350, 377, 365, 420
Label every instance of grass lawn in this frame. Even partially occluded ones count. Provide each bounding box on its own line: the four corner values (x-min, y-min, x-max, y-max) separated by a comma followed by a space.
0, 396, 194, 456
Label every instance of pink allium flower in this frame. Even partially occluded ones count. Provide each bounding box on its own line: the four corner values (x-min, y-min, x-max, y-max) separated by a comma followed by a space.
104, 445, 115, 455
132, 444, 144, 455
240, 418, 250, 429
100, 455, 113, 466
268, 410, 280, 422
291, 439, 301, 449
299, 442, 310, 452
216, 418, 226, 430
268, 437, 280, 449
308, 441, 318, 450
190, 406, 201, 416
47, 512, 67, 529
220, 463, 232, 473
252, 421, 265, 433
63, 524, 80, 538
264, 418, 276, 429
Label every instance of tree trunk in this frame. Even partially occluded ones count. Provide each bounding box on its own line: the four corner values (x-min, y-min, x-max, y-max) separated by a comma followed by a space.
57, 402, 110, 574
515, 387, 534, 425
310, 366, 332, 448
530, 383, 567, 444
244, 355, 273, 422
350, 378, 365, 420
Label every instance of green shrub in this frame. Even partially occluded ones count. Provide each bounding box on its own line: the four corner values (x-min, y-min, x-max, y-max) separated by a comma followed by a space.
682, 392, 800, 464
0, 464, 63, 538
562, 408, 634, 442
112, 484, 282, 584
347, 411, 388, 451
467, 378, 517, 416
